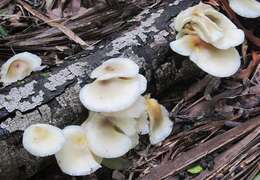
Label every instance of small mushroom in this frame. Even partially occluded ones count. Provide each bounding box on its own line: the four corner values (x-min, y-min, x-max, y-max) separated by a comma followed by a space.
23, 124, 65, 157
91, 58, 139, 80
55, 126, 102, 176
102, 96, 146, 118
229, 0, 260, 18
79, 75, 147, 112
145, 98, 173, 145
170, 34, 241, 77
83, 112, 138, 158
0, 52, 44, 85
174, 3, 244, 50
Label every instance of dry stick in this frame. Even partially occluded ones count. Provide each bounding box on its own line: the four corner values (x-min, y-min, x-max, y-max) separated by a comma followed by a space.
194, 126, 260, 180
141, 116, 260, 180
17, 0, 88, 47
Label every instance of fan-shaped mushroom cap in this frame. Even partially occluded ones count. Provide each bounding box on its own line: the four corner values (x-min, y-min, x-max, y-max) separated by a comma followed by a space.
102, 96, 146, 118
145, 98, 173, 145
170, 34, 241, 77
174, 3, 244, 49
23, 124, 65, 157
229, 0, 260, 18
55, 126, 101, 176
79, 75, 147, 112
1, 52, 43, 85
83, 113, 138, 158
90, 58, 139, 80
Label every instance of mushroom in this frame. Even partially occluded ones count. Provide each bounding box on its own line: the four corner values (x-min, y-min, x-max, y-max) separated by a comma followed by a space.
79, 74, 147, 112
83, 112, 138, 158
229, 0, 260, 18
174, 3, 244, 49
102, 96, 146, 118
136, 111, 149, 135
23, 124, 65, 157
55, 125, 102, 176
91, 58, 139, 80
145, 98, 173, 145
0, 52, 44, 85
170, 3, 244, 77
170, 34, 241, 77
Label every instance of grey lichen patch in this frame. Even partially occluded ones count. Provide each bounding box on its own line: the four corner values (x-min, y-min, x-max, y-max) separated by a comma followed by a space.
0, 81, 40, 112
19, 90, 44, 112
44, 68, 75, 91
38, 105, 52, 124
106, 8, 164, 56
153, 30, 170, 47
170, 0, 185, 6
0, 110, 43, 132
67, 61, 90, 77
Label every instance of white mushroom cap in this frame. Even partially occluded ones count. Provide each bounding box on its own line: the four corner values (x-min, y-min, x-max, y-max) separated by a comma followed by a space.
22, 124, 65, 157
174, 3, 244, 49
55, 126, 101, 176
170, 34, 241, 77
1, 52, 44, 85
83, 113, 138, 158
229, 0, 260, 18
79, 74, 147, 112
145, 98, 173, 145
90, 58, 139, 80
102, 96, 146, 118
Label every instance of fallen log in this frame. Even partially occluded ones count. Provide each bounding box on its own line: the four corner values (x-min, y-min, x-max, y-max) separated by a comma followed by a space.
0, 0, 200, 179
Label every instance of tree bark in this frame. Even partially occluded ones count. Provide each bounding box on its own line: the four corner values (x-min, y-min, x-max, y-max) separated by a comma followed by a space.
0, 0, 200, 179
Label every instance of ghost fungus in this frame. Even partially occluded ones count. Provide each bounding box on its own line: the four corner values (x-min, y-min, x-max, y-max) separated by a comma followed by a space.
170, 3, 244, 77
55, 126, 102, 176
229, 0, 260, 18
79, 75, 147, 112
22, 124, 65, 157
170, 35, 241, 77
0, 52, 44, 85
83, 112, 138, 158
145, 98, 173, 145
174, 2, 244, 49
91, 58, 139, 80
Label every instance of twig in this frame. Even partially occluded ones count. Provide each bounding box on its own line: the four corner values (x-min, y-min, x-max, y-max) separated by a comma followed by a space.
17, 0, 88, 47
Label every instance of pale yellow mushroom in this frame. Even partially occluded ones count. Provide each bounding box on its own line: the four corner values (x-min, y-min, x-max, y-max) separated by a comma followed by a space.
23, 124, 65, 157
146, 98, 173, 145
1, 52, 44, 85
55, 126, 102, 176
82, 112, 138, 158
91, 58, 139, 80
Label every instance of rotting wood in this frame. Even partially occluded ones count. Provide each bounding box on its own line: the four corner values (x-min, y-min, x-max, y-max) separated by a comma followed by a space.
141, 115, 260, 180
0, 0, 201, 179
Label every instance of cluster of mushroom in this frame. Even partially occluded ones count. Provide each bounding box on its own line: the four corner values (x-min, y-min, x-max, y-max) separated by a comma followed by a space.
22, 58, 173, 176
0, 52, 44, 85
170, 2, 245, 77
228, 0, 260, 18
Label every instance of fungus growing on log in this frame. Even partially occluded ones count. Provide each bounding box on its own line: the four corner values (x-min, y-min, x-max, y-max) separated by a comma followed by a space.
22, 124, 65, 157
0, 52, 44, 85
55, 126, 102, 176
82, 112, 138, 158
170, 3, 245, 77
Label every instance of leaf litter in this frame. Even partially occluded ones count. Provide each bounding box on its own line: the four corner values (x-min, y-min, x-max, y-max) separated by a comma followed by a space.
0, 0, 260, 180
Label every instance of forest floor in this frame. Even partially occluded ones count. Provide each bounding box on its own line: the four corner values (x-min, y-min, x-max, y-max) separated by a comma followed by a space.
0, 0, 259, 180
